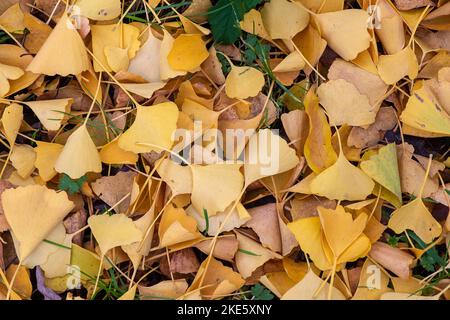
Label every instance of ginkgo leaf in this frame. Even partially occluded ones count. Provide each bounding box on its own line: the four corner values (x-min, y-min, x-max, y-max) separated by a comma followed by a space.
260, 0, 309, 40
1, 185, 74, 260
128, 30, 162, 82
0, 63, 24, 95
91, 23, 140, 72
122, 208, 155, 269
235, 232, 281, 279
303, 89, 337, 173
272, 51, 305, 73
281, 270, 345, 300
360, 143, 402, 204
118, 102, 179, 154
353, 258, 391, 300
54, 125, 102, 179
22, 223, 66, 268
10, 144, 36, 178
186, 203, 250, 236
40, 232, 73, 278
318, 206, 369, 258
121, 82, 166, 99
191, 163, 243, 215
317, 79, 376, 126
1, 103, 23, 145
23, 98, 72, 131
156, 158, 192, 196
388, 198, 442, 243
182, 98, 221, 129
287, 217, 332, 271
377, 46, 419, 85
99, 137, 138, 165
400, 83, 450, 136
188, 257, 244, 300
139, 279, 188, 300
88, 213, 142, 255
91, 171, 136, 214
76, 0, 121, 21
315, 9, 371, 61
225, 64, 265, 99
167, 34, 209, 71
160, 30, 187, 81
26, 14, 90, 76
240, 9, 271, 40
244, 129, 299, 186
158, 204, 202, 248
310, 151, 375, 201
104, 46, 129, 72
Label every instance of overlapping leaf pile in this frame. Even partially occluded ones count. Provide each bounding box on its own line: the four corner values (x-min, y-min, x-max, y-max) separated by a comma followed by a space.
0, 0, 449, 300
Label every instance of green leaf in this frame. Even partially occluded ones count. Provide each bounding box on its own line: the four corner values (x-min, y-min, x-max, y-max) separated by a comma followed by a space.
58, 174, 87, 195
251, 284, 274, 300
208, 0, 264, 44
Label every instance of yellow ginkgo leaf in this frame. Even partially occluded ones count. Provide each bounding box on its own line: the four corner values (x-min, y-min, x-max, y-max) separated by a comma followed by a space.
54, 125, 102, 179
377, 46, 419, 85
317, 79, 376, 126
118, 284, 137, 300
104, 46, 129, 72
360, 143, 402, 204
315, 9, 371, 61
178, 12, 211, 35
158, 204, 202, 248
318, 206, 369, 258
240, 9, 271, 40
23, 98, 72, 131
91, 23, 140, 72
5, 264, 32, 299
128, 30, 162, 82
388, 198, 442, 243
235, 232, 281, 279
182, 98, 220, 129
1, 103, 23, 145
191, 163, 243, 215
310, 151, 375, 201
353, 258, 392, 300
10, 144, 36, 179
160, 30, 187, 81
260, 0, 309, 40
118, 102, 179, 154
156, 158, 192, 196
2, 57, 24, 90
26, 14, 90, 76
288, 217, 333, 270
76, 0, 121, 21
99, 137, 138, 165
400, 83, 450, 136
88, 213, 143, 255
40, 232, 73, 278
244, 129, 299, 186
281, 270, 345, 300
303, 89, 337, 173
70, 244, 101, 283
22, 223, 66, 268
138, 279, 188, 300
225, 65, 265, 99
121, 82, 166, 99
186, 203, 250, 236
1, 185, 74, 260
167, 34, 209, 71
122, 208, 155, 269
188, 257, 244, 300
272, 51, 305, 73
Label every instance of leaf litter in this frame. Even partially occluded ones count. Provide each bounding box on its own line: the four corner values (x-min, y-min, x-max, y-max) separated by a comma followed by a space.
0, 0, 449, 301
